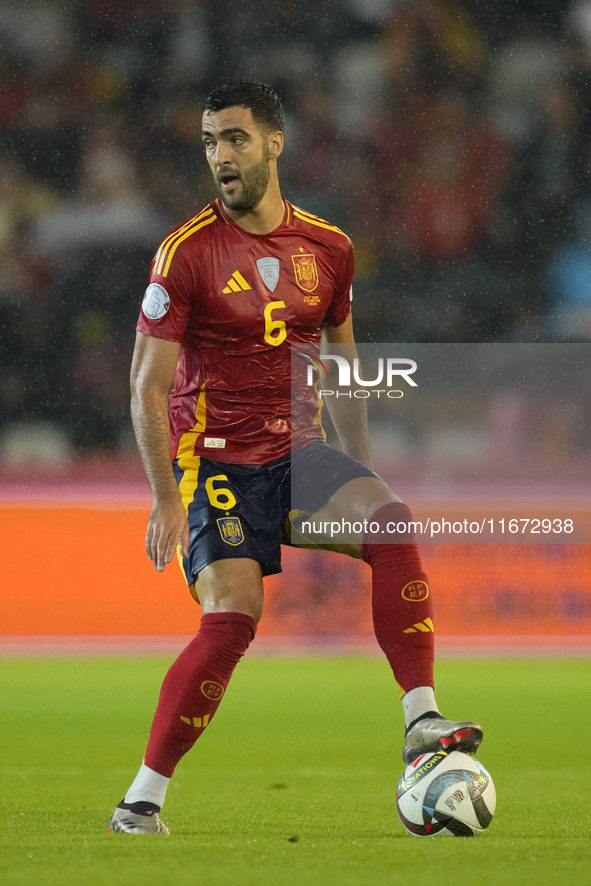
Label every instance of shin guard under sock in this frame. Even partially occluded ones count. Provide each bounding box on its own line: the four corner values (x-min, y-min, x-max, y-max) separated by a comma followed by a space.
361, 502, 434, 693
144, 612, 256, 777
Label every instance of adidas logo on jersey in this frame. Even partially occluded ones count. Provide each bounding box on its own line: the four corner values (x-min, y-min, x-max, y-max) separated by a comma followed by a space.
222, 271, 251, 293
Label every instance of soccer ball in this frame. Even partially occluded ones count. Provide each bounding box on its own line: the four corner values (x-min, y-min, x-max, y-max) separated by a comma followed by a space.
396, 750, 496, 837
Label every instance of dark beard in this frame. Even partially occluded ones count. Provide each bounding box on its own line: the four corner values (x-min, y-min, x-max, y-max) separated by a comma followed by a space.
218, 146, 270, 211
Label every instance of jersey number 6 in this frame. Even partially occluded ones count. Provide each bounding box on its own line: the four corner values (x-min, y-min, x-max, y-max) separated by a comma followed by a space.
264, 300, 287, 347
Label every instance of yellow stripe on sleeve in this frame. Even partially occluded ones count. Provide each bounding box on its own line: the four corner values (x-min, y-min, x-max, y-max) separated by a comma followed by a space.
292, 206, 325, 222
154, 207, 213, 275
293, 205, 343, 227
293, 210, 348, 238
161, 215, 217, 277
154, 206, 214, 276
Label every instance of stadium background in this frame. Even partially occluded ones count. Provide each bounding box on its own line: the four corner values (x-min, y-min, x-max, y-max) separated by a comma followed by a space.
1, 0, 591, 653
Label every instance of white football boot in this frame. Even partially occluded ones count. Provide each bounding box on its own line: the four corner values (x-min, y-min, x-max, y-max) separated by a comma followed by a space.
108, 802, 170, 834
403, 716, 483, 765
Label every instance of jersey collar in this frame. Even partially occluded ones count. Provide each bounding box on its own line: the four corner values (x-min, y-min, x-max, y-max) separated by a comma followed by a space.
215, 197, 292, 234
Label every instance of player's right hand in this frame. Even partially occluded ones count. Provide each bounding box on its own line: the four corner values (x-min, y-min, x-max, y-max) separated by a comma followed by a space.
145, 496, 190, 572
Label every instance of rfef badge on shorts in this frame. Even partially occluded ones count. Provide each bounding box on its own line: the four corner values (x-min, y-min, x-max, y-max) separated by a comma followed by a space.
217, 516, 244, 546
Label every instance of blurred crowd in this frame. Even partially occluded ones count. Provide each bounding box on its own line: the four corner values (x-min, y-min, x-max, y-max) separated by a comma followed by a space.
1, 0, 591, 461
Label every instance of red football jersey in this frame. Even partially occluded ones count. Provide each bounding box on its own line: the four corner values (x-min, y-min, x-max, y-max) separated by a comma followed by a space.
136, 199, 353, 464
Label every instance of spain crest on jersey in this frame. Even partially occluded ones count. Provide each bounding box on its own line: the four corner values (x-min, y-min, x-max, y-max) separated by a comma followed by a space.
217, 516, 244, 546
292, 253, 319, 292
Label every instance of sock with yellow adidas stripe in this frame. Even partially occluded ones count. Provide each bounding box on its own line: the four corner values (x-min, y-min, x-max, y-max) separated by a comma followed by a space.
143, 612, 257, 779
361, 503, 435, 694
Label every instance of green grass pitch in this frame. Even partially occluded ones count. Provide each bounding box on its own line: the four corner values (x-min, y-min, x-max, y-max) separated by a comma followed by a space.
1, 655, 590, 886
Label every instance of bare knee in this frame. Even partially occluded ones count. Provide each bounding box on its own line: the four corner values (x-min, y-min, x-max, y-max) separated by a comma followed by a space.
194, 558, 264, 624
312, 477, 401, 526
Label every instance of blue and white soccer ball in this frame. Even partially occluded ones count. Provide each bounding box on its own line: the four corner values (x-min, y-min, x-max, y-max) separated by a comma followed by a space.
396, 750, 496, 837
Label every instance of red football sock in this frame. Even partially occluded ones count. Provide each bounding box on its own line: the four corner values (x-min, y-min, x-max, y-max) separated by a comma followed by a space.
144, 612, 256, 777
361, 502, 434, 694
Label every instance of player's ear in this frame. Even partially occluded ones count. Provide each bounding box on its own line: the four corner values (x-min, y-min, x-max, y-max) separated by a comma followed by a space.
268, 130, 284, 160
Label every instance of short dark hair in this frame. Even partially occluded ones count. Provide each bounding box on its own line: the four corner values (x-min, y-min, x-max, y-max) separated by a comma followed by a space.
203, 81, 284, 133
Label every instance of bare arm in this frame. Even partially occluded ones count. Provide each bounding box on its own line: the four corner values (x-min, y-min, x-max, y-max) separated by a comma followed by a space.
130, 331, 189, 571
322, 314, 374, 470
